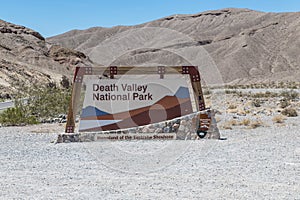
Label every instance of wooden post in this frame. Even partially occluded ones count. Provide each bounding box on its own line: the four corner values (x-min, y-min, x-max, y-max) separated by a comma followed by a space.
182, 66, 206, 111
65, 67, 91, 133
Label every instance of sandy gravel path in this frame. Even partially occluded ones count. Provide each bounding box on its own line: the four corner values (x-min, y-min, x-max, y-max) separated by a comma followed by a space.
0, 123, 299, 199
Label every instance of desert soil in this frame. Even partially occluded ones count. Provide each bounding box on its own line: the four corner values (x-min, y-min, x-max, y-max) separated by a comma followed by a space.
0, 115, 299, 199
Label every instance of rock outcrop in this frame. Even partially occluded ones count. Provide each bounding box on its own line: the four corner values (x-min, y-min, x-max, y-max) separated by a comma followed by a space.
1, 8, 300, 98
0, 20, 92, 98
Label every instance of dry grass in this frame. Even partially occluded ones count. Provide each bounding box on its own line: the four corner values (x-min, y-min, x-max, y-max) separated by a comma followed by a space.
228, 104, 237, 109
272, 115, 286, 123
240, 118, 251, 126
222, 118, 250, 128
249, 119, 263, 129
221, 118, 264, 130
230, 119, 239, 126
215, 116, 221, 123
224, 82, 300, 90
222, 124, 233, 130
227, 108, 238, 114
221, 119, 238, 130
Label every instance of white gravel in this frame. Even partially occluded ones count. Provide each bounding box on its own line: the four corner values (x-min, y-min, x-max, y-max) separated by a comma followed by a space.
0, 123, 299, 199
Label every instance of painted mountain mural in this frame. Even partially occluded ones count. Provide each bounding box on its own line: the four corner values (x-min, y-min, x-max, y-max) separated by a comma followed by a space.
175, 86, 190, 98
79, 87, 193, 132
81, 106, 109, 118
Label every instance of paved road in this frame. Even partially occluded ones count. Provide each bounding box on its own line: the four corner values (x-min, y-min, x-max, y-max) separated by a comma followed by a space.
0, 100, 14, 110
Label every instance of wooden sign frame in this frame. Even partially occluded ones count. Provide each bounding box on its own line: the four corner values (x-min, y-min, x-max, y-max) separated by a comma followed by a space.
65, 66, 206, 133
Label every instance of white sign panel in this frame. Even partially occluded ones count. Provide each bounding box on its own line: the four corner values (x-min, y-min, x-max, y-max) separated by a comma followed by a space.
79, 76, 194, 132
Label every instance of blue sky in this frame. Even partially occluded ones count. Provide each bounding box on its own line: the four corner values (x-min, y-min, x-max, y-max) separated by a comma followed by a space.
1, 0, 300, 37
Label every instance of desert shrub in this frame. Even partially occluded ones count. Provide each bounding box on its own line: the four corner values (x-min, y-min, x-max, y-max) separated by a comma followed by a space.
222, 123, 232, 130
263, 91, 278, 98
229, 119, 238, 126
0, 81, 71, 126
24, 85, 70, 120
0, 107, 38, 126
225, 90, 237, 94
284, 81, 300, 89
241, 118, 250, 126
252, 99, 262, 107
281, 108, 298, 117
251, 92, 277, 98
60, 75, 71, 89
225, 85, 236, 89
279, 98, 291, 109
215, 116, 221, 123
221, 119, 238, 130
228, 104, 237, 109
237, 91, 243, 97
252, 93, 265, 98
250, 120, 263, 129
203, 89, 211, 95
280, 90, 299, 101
272, 115, 286, 123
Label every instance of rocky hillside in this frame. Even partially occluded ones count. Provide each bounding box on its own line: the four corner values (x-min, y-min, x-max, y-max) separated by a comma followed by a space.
0, 20, 92, 98
1, 8, 299, 99
48, 8, 300, 85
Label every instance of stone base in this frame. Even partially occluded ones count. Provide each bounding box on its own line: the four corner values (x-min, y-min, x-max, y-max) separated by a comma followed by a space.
204, 109, 221, 139
56, 133, 95, 143
56, 110, 221, 143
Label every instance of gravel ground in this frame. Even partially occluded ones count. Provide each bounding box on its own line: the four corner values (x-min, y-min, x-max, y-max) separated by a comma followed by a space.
0, 120, 299, 199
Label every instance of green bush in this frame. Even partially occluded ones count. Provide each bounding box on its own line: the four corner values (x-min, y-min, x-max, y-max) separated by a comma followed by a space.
22, 84, 71, 120
0, 107, 38, 126
0, 80, 71, 126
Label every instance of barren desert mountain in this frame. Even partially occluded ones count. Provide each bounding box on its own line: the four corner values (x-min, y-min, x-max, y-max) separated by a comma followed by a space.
0, 20, 92, 98
48, 8, 300, 85
1, 8, 300, 99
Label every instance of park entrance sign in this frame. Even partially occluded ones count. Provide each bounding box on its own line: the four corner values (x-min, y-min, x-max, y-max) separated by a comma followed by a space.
65, 66, 206, 140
